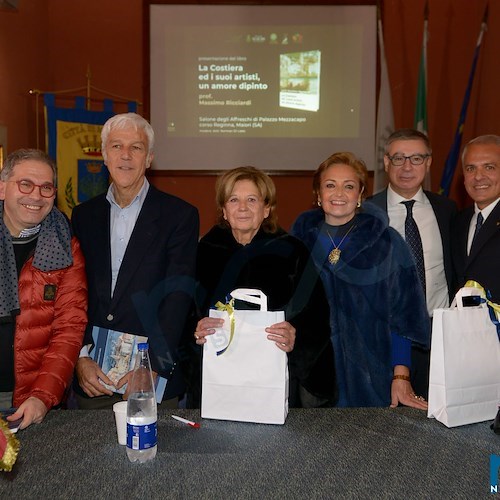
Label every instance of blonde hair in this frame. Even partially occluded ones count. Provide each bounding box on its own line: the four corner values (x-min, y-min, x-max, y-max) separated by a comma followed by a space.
215, 166, 278, 233
312, 152, 368, 201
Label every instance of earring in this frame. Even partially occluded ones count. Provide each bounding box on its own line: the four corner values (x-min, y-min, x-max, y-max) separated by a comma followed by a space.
357, 200, 361, 208
317, 200, 322, 207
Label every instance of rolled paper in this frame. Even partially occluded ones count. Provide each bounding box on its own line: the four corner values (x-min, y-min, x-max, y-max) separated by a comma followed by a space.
0, 418, 20, 472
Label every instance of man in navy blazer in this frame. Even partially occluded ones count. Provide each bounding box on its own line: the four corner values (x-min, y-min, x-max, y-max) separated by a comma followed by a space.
369, 129, 456, 399
453, 135, 500, 302
72, 113, 199, 408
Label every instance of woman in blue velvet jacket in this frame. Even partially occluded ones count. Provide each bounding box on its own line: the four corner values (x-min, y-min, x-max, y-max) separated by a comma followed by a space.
291, 152, 429, 408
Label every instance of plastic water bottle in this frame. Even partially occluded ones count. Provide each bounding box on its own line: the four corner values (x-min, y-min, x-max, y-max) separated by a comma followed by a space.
126, 343, 157, 463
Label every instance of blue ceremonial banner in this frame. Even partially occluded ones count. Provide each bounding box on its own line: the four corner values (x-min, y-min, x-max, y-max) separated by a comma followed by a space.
439, 12, 487, 196
44, 94, 137, 216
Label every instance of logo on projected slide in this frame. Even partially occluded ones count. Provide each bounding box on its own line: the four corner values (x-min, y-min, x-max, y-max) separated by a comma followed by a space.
77, 135, 101, 156
490, 455, 500, 493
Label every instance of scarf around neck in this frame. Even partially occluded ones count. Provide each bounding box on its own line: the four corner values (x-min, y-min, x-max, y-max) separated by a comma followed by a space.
0, 201, 73, 320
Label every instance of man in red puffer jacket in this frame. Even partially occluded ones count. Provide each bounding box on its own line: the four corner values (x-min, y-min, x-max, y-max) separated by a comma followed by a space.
0, 149, 87, 430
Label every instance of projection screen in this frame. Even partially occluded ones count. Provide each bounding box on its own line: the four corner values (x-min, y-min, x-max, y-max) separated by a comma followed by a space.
149, 3, 376, 171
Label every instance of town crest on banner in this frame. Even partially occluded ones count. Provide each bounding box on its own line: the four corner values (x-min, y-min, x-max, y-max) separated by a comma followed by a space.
44, 94, 137, 216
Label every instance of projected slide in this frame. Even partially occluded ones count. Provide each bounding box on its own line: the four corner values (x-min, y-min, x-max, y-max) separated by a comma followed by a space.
150, 5, 375, 170
162, 24, 360, 139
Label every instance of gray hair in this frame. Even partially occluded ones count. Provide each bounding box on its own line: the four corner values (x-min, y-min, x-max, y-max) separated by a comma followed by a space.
1, 148, 56, 182
384, 128, 432, 155
101, 113, 154, 162
462, 134, 500, 163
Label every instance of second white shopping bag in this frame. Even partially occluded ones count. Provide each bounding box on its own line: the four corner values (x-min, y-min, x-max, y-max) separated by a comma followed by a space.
428, 284, 500, 427
201, 288, 289, 424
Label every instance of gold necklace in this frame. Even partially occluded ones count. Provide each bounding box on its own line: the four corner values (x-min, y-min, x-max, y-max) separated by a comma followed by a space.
326, 224, 357, 264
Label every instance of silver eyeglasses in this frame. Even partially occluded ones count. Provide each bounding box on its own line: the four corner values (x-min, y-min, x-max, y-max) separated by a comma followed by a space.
386, 154, 430, 167
9, 180, 57, 198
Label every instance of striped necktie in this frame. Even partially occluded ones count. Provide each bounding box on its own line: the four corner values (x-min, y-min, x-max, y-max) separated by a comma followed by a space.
401, 200, 426, 294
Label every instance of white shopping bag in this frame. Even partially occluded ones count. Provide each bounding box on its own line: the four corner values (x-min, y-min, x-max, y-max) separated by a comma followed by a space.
428, 286, 500, 427
201, 288, 289, 425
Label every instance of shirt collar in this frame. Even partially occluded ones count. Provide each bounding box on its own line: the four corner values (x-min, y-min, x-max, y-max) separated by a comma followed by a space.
18, 224, 41, 238
106, 178, 150, 209
474, 197, 500, 220
387, 184, 426, 207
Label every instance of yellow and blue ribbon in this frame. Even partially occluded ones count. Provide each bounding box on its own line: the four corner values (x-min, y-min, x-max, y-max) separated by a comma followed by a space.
464, 280, 500, 341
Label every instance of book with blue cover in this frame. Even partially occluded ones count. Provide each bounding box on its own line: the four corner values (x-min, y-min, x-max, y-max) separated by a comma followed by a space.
90, 326, 166, 404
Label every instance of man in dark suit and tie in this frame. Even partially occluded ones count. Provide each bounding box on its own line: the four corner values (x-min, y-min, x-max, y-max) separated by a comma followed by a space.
72, 112, 199, 409
369, 129, 456, 399
453, 134, 500, 302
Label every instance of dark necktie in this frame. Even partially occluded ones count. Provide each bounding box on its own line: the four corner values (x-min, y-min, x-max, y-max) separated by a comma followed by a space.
471, 212, 484, 249
402, 200, 426, 294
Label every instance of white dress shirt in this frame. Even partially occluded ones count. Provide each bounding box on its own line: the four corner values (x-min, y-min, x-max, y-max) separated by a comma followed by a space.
106, 179, 150, 296
387, 185, 449, 315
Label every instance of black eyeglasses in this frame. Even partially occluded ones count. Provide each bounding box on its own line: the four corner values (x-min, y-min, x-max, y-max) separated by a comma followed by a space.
9, 180, 57, 198
386, 154, 430, 167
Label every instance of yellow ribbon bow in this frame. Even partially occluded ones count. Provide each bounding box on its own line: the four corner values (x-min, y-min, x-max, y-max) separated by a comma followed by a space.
464, 280, 500, 319
214, 298, 235, 355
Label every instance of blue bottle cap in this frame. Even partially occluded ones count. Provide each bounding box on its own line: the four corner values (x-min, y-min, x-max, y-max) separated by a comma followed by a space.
137, 342, 149, 350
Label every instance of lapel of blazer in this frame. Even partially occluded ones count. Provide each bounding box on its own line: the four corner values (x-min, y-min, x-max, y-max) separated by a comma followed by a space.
369, 189, 388, 211
424, 190, 455, 257
91, 197, 113, 304
467, 201, 500, 266
110, 187, 159, 306
457, 207, 473, 266
425, 191, 445, 234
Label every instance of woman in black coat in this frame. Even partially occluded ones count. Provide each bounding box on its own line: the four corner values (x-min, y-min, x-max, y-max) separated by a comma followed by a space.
191, 166, 337, 408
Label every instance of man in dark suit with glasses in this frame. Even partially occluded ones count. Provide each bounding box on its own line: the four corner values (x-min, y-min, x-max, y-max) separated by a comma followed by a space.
369, 129, 456, 400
